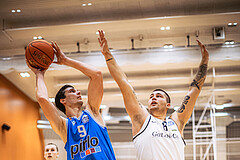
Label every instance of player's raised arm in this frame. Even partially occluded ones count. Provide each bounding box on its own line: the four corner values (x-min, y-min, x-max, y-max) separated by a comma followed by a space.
27, 62, 67, 143
98, 30, 148, 135
52, 42, 103, 114
171, 40, 209, 136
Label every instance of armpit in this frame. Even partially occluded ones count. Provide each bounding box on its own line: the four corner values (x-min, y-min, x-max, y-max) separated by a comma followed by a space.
133, 113, 145, 124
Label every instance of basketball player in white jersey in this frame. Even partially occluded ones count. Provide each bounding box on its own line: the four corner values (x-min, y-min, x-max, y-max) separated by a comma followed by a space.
98, 30, 209, 160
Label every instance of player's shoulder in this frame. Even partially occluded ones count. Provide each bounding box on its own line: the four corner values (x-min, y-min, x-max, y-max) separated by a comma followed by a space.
165, 117, 179, 128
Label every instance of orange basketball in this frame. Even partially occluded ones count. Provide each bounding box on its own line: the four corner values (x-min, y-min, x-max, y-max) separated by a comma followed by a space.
25, 40, 54, 70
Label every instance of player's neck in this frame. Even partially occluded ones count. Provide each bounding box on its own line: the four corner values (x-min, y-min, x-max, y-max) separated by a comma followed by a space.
150, 110, 167, 120
66, 104, 84, 118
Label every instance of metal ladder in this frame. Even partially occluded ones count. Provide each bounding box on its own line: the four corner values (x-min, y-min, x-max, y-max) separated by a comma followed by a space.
192, 67, 217, 160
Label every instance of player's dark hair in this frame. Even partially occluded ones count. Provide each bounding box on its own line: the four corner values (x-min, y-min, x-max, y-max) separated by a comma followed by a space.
152, 88, 171, 103
46, 143, 59, 152
55, 84, 74, 114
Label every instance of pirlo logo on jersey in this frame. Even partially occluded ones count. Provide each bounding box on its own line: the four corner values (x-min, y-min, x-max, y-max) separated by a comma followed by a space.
70, 135, 100, 159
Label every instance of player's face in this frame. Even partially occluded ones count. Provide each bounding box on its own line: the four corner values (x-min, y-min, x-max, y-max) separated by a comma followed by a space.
64, 87, 83, 106
44, 145, 59, 160
148, 91, 168, 111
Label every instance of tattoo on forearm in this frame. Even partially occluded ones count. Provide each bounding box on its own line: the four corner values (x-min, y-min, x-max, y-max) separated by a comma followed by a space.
132, 90, 143, 108
191, 64, 207, 90
177, 95, 190, 113
196, 64, 207, 80
106, 58, 113, 62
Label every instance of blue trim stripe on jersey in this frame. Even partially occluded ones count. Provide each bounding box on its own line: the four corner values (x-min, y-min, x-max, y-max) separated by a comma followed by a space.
132, 116, 151, 141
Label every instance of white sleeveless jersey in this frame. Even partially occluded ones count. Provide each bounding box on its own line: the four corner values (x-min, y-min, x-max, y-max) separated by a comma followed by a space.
133, 115, 185, 160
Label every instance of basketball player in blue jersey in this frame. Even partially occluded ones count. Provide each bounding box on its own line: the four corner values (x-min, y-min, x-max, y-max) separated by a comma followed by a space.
27, 41, 116, 160
98, 30, 209, 160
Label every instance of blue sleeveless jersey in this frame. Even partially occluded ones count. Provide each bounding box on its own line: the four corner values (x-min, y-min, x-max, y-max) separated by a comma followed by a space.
64, 110, 116, 160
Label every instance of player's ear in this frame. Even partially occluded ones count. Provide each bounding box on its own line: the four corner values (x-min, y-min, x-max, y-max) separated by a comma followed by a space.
166, 103, 171, 109
60, 98, 66, 104
56, 152, 59, 158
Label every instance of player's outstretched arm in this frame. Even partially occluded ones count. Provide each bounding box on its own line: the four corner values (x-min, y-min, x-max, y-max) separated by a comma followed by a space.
27, 62, 67, 143
98, 30, 148, 135
171, 40, 209, 136
52, 42, 103, 114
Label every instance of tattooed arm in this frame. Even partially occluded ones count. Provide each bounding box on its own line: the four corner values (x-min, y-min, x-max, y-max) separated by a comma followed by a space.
171, 40, 209, 136
98, 30, 149, 136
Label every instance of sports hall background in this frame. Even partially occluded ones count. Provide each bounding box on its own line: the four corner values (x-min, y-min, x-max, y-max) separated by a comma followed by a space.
0, 0, 240, 159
